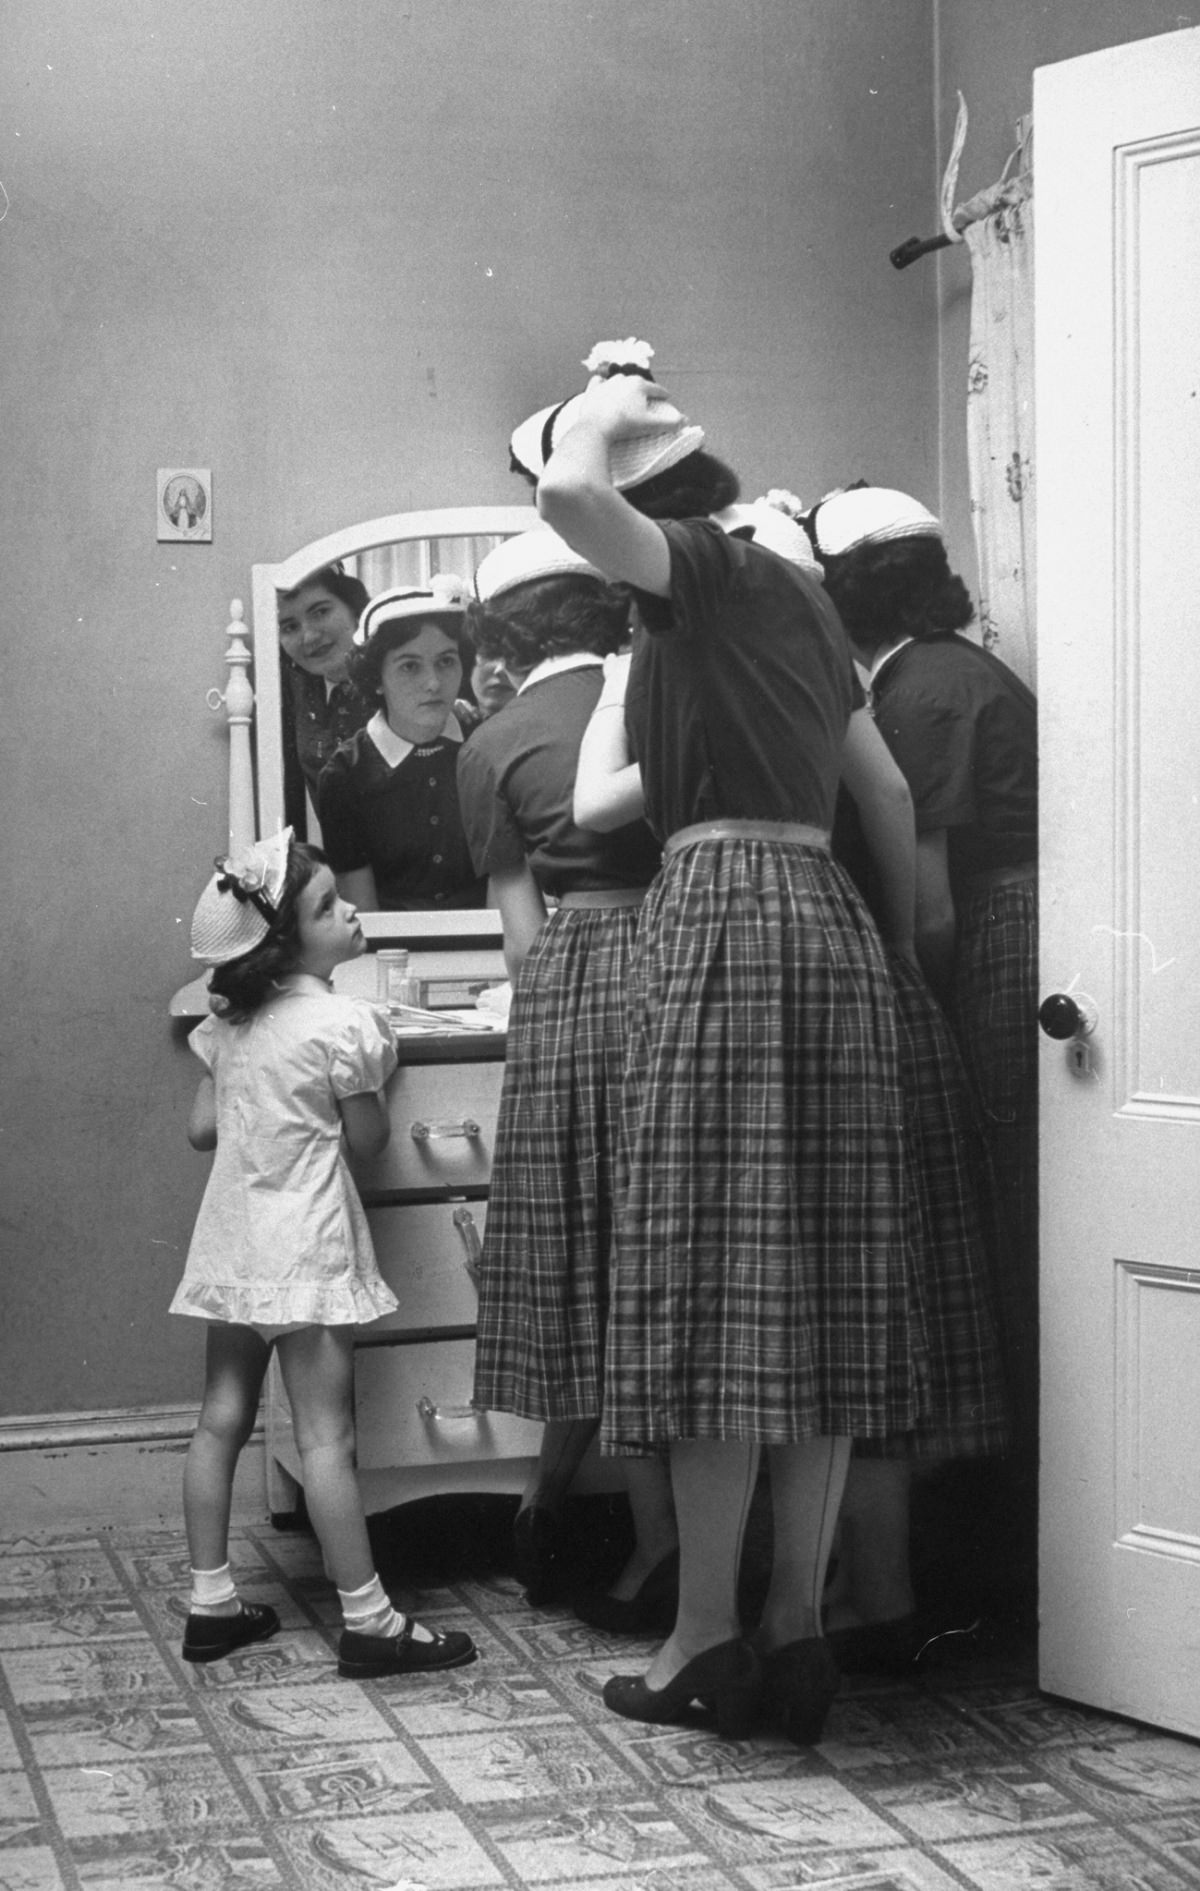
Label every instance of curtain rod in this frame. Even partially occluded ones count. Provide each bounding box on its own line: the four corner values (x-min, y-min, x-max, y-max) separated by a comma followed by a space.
890, 233, 954, 270
891, 89, 969, 270
892, 103, 1032, 270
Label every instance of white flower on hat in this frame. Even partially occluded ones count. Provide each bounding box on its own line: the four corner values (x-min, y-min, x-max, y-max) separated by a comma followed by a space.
764, 488, 805, 520
711, 501, 823, 577
428, 572, 470, 609
582, 337, 655, 378
222, 827, 292, 908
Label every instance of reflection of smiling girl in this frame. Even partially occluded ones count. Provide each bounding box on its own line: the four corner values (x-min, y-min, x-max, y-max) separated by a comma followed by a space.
316, 581, 486, 913
276, 564, 374, 830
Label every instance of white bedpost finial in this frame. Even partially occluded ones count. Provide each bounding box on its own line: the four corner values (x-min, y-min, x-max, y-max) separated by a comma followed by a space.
205, 598, 258, 856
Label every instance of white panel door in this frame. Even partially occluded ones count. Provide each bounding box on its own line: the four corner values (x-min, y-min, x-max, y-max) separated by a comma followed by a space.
1036, 26, 1200, 1737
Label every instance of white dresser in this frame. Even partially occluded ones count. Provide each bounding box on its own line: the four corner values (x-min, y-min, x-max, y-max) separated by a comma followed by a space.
264, 1010, 553, 1521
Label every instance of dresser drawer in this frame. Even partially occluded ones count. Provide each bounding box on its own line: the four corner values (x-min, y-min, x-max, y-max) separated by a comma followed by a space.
353, 1060, 505, 1196
363, 1201, 485, 1333
353, 1340, 543, 1472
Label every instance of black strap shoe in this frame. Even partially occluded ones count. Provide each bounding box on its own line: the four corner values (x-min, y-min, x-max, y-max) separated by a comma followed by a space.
338, 1617, 477, 1679
182, 1601, 280, 1664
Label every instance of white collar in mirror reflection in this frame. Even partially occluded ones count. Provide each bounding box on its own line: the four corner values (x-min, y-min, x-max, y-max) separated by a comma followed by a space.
366, 707, 463, 769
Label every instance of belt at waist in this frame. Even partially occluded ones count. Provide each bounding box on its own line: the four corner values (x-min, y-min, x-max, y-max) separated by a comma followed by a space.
556, 887, 650, 909
664, 819, 830, 862
960, 860, 1037, 892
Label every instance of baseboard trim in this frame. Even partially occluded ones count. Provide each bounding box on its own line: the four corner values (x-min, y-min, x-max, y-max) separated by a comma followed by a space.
0, 1404, 255, 1453
0, 1405, 267, 1536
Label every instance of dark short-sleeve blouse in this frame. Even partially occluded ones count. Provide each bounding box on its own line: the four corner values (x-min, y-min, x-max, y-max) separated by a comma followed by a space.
625, 519, 862, 841
456, 666, 661, 895
870, 635, 1037, 884
281, 662, 373, 832
316, 724, 486, 911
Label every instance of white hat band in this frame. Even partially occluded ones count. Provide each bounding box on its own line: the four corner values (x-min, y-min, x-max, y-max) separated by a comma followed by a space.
355, 574, 470, 647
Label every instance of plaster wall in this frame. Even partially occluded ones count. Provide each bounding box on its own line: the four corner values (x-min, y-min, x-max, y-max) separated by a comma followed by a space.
1, 0, 939, 1417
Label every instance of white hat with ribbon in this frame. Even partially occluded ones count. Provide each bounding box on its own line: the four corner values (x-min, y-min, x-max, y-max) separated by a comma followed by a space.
190, 828, 294, 967
509, 337, 705, 492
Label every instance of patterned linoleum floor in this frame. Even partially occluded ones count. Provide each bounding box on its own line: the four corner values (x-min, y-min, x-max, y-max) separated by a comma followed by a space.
3, 1516, 1200, 1891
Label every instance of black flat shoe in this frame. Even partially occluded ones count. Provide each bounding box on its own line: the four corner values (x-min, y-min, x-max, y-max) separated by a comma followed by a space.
182, 1601, 280, 1664
573, 1550, 679, 1635
603, 1637, 761, 1739
512, 1503, 566, 1603
337, 1617, 477, 1679
759, 1636, 840, 1746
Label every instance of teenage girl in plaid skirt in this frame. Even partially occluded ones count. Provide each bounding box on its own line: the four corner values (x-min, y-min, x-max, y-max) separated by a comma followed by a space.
456, 528, 677, 1619
814, 485, 1038, 1623
529, 351, 927, 1743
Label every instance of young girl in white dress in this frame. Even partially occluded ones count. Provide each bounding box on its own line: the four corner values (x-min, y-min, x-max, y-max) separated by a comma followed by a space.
172, 827, 476, 1680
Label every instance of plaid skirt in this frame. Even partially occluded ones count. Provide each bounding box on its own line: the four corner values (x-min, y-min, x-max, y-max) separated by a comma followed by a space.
951, 878, 1039, 1444
859, 953, 1010, 1460
600, 836, 929, 1454
472, 905, 639, 1422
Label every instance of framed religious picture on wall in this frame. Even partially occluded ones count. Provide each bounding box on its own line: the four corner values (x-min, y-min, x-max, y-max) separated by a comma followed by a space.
157, 467, 212, 542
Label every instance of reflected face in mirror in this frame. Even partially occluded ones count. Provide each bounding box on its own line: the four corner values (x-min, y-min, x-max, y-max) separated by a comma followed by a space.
378, 623, 463, 745
471, 654, 519, 718
277, 581, 359, 684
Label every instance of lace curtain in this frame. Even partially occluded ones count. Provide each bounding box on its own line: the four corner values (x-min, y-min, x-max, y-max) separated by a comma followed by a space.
947, 112, 1037, 688
352, 537, 503, 596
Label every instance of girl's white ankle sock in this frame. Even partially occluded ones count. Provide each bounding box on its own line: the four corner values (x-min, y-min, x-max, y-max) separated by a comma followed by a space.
338, 1572, 405, 1639
189, 1563, 240, 1617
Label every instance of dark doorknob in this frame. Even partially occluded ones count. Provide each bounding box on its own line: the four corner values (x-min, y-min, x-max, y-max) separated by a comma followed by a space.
1039, 992, 1091, 1039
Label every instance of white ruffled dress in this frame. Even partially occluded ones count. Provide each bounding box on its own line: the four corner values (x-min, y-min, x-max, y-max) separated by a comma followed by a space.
171, 977, 400, 1327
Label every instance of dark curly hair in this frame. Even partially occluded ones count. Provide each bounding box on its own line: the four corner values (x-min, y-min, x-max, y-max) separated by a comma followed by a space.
348, 611, 470, 703
466, 575, 631, 672
207, 842, 327, 1023
819, 536, 975, 644
622, 448, 741, 521
277, 563, 370, 630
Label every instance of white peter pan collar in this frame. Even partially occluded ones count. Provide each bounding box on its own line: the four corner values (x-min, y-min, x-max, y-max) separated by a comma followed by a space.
366, 707, 463, 768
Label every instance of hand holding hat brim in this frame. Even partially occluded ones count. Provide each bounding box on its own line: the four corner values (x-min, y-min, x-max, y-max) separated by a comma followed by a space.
572, 374, 686, 441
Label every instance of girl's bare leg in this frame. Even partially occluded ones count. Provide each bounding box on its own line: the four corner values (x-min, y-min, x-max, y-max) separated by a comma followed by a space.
184, 1324, 271, 1576
275, 1325, 374, 1593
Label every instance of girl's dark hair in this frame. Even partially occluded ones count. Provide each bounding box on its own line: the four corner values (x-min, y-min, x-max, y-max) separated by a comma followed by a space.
277, 562, 370, 625
208, 843, 327, 1023
820, 536, 976, 643
348, 612, 470, 701
622, 449, 741, 521
466, 575, 631, 671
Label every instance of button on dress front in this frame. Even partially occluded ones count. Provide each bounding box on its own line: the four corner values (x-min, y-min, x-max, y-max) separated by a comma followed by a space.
170, 983, 400, 1328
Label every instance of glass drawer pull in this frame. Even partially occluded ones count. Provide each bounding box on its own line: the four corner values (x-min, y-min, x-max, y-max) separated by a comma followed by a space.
410, 1117, 481, 1142
452, 1206, 483, 1288
417, 1395, 483, 1423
